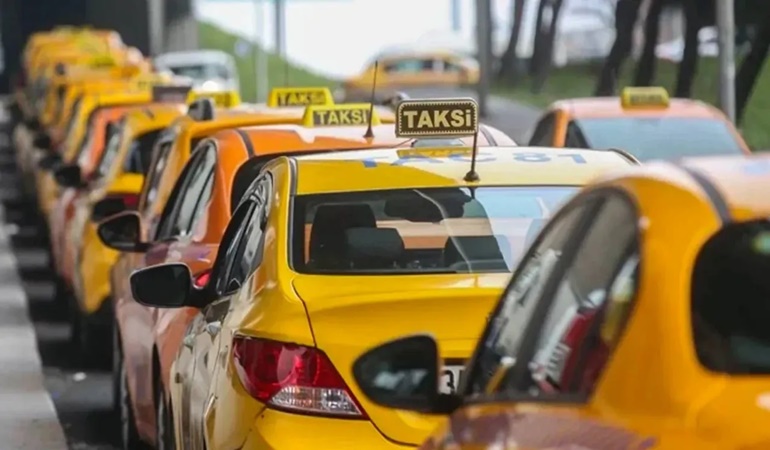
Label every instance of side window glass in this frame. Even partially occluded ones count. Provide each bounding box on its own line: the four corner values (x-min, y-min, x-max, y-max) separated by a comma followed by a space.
565, 121, 588, 148
528, 113, 557, 146
154, 145, 215, 240
465, 202, 591, 395
140, 139, 174, 216
214, 201, 255, 295
229, 174, 273, 283
503, 195, 638, 397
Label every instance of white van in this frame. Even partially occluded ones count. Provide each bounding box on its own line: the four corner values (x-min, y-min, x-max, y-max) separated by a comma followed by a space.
153, 49, 240, 93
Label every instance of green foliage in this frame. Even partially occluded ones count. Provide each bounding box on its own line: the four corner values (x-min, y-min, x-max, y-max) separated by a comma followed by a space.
197, 21, 337, 102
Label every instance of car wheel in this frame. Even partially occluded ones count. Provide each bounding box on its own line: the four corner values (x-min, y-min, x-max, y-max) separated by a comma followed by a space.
155, 378, 176, 450
119, 358, 150, 450
70, 312, 112, 369
112, 326, 122, 413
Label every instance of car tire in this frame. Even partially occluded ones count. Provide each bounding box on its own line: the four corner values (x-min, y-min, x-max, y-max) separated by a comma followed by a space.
112, 326, 122, 414
119, 357, 151, 450
155, 377, 176, 450
70, 312, 111, 369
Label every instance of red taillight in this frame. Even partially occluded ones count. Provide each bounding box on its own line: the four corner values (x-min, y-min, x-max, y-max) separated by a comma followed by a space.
193, 269, 211, 289
232, 337, 367, 419
119, 193, 139, 209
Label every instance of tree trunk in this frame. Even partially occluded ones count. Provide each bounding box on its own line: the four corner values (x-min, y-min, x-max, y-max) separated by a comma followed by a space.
497, 0, 527, 82
736, 4, 770, 123
634, 0, 665, 86
529, 0, 550, 76
531, 0, 565, 93
595, 0, 643, 95
674, 0, 701, 97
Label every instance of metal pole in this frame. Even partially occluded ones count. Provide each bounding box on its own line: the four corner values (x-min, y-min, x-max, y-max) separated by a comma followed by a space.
451, 0, 461, 32
716, 0, 736, 123
254, 0, 269, 102
275, 0, 286, 58
476, 0, 492, 117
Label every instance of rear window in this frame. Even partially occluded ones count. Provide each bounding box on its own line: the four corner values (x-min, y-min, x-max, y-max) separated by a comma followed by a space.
122, 129, 163, 175
291, 186, 576, 275
692, 220, 770, 374
576, 117, 744, 161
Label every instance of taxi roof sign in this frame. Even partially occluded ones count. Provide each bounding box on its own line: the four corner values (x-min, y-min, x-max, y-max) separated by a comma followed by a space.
396, 98, 478, 138
302, 103, 380, 127
189, 90, 241, 108
267, 87, 334, 107
621, 86, 670, 109
152, 85, 193, 104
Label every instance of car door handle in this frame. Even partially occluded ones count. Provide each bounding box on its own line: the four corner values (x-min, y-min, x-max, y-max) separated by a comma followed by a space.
205, 321, 222, 336
183, 334, 195, 349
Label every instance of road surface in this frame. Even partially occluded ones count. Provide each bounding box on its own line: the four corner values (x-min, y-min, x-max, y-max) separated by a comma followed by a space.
0, 89, 539, 449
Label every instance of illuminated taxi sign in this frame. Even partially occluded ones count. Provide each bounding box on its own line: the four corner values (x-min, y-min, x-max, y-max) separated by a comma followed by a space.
189, 90, 241, 108
396, 98, 478, 137
267, 87, 333, 107
621, 87, 670, 109
396, 147, 473, 159
302, 103, 379, 127
152, 85, 193, 104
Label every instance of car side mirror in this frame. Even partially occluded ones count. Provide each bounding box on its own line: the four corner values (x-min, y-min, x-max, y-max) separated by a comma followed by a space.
53, 164, 84, 188
92, 197, 130, 223
96, 211, 149, 252
130, 262, 211, 308
38, 153, 62, 171
130, 262, 193, 308
352, 335, 461, 415
33, 132, 52, 150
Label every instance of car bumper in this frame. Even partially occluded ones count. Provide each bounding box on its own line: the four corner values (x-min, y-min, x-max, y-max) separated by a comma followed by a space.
238, 409, 413, 450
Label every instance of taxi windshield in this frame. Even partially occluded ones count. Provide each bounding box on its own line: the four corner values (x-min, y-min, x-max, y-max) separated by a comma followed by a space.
291, 186, 577, 274
575, 117, 743, 161
692, 220, 770, 375
167, 63, 230, 81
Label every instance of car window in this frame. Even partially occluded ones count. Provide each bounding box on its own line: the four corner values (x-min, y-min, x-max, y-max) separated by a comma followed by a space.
528, 112, 557, 146
231, 174, 273, 279
524, 195, 638, 396
122, 129, 162, 175
93, 120, 125, 179
154, 144, 216, 240
292, 186, 578, 275
214, 201, 256, 295
564, 121, 588, 148
61, 96, 83, 149
383, 58, 433, 74
692, 220, 770, 374
575, 117, 744, 161
139, 139, 174, 216
465, 201, 592, 396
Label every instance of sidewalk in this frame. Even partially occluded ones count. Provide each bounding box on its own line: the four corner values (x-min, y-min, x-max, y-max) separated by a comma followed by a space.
0, 105, 68, 450
401, 87, 542, 143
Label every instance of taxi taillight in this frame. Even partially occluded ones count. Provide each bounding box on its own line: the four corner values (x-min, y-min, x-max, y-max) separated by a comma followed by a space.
232, 336, 367, 419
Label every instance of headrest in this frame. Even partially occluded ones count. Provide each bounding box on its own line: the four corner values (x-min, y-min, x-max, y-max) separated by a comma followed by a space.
345, 228, 405, 268
443, 235, 510, 269
312, 203, 376, 229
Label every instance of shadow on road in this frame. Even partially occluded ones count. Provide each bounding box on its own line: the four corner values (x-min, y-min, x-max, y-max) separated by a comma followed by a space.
0, 134, 121, 450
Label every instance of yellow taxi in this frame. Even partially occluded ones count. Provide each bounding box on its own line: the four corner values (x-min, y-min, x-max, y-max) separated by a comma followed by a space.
528, 86, 750, 160
53, 92, 193, 362
128, 98, 637, 449
32, 83, 191, 220
341, 50, 480, 102
349, 153, 770, 449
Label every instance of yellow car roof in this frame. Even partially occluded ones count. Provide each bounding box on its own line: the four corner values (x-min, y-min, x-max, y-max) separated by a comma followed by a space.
123, 103, 187, 134
293, 146, 637, 195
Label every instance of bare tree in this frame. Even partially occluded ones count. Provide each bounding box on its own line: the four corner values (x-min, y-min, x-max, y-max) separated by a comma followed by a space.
633, 0, 666, 86
736, 3, 770, 122
595, 0, 643, 95
530, 0, 565, 93
497, 0, 527, 82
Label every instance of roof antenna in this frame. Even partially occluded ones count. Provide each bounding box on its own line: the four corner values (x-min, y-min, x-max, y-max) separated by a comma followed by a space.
363, 60, 379, 139
463, 129, 480, 182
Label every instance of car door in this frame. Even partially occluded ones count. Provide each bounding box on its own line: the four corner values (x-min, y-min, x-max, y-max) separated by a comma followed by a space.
187, 173, 272, 449
438, 190, 641, 448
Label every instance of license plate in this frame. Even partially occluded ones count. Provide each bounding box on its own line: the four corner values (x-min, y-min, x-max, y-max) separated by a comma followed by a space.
439, 365, 465, 394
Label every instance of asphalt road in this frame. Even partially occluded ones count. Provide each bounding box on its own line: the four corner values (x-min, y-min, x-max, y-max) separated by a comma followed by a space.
0, 89, 539, 450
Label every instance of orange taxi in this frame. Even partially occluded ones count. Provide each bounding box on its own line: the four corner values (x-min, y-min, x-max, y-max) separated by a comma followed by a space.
351, 153, 770, 449
97, 100, 515, 449
527, 86, 750, 161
